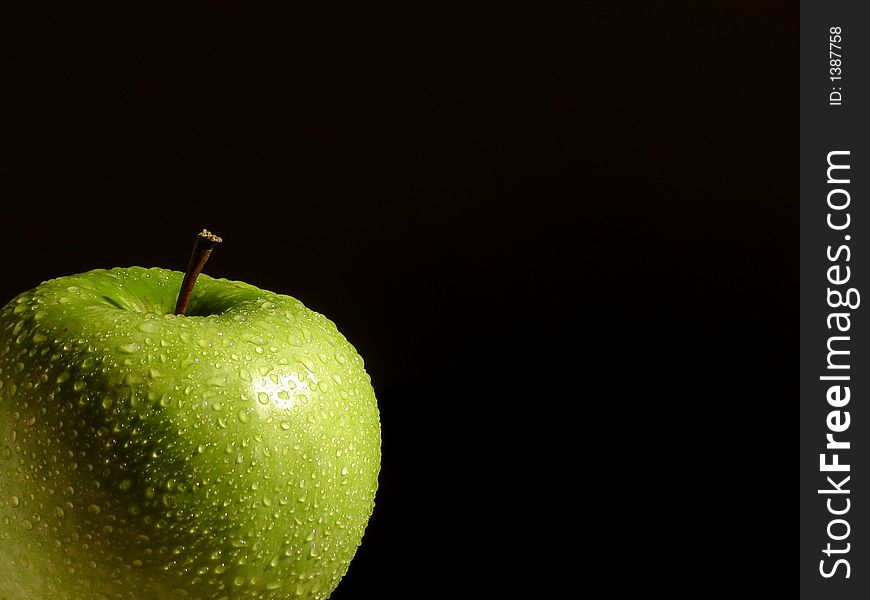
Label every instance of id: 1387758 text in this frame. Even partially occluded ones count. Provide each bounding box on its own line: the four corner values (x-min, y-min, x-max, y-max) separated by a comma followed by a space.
830, 26, 843, 107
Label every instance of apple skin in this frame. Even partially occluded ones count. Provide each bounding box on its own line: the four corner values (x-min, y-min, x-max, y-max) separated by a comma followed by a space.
0, 267, 381, 599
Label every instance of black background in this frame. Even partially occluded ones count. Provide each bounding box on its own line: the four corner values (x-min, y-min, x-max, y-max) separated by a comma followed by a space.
5, 3, 794, 597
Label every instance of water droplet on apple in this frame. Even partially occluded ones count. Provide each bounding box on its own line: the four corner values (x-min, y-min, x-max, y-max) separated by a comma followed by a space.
258, 392, 270, 405
138, 321, 160, 333
118, 342, 141, 354
11, 320, 25, 336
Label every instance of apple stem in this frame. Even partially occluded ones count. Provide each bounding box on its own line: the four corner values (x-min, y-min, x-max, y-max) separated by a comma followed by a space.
174, 229, 223, 316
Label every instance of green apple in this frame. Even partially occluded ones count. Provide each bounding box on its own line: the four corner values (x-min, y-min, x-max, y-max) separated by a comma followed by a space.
0, 265, 381, 599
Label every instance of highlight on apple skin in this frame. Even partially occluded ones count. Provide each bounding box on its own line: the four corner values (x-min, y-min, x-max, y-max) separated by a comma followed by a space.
0, 266, 381, 599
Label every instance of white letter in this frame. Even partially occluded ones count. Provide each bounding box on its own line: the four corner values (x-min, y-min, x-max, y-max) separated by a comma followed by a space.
827, 410, 850, 433
827, 498, 851, 516
827, 150, 851, 184
820, 558, 851, 578
827, 385, 851, 407
820, 454, 850, 472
